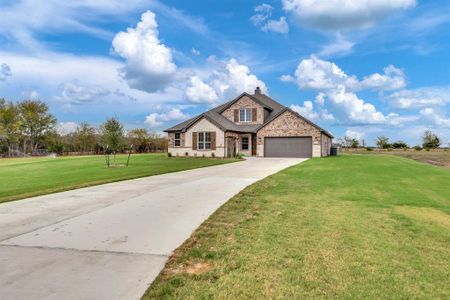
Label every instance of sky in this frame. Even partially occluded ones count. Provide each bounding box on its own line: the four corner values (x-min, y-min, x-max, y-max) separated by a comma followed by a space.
0, 0, 450, 146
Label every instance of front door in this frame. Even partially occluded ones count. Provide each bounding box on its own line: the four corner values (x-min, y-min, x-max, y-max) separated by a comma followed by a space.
251, 134, 257, 156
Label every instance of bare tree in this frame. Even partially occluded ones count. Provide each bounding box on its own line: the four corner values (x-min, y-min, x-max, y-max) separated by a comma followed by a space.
75, 122, 96, 154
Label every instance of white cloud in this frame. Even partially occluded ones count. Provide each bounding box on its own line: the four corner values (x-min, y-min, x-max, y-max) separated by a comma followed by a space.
57, 80, 110, 104
262, 17, 289, 34
0, 63, 12, 81
144, 108, 190, 127
56, 122, 78, 135
185, 76, 218, 104
251, 3, 289, 34
319, 34, 355, 57
290, 100, 334, 121
191, 48, 200, 56
112, 10, 177, 92
291, 101, 318, 120
345, 129, 365, 141
293, 55, 358, 90
387, 86, 450, 109
327, 87, 386, 124
189, 58, 267, 104
282, 0, 416, 31
360, 65, 406, 91
420, 108, 450, 127
280, 74, 295, 82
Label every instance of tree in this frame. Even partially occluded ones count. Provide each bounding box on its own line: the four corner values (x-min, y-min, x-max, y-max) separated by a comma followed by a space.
18, 100, 56, 154
0, 101, 21, 157
376, 136, 390, 149
338, 136, 357, 148
100, 117, 124, 154
127, 128, 149, 152
75, 122, 96, 154
422, 130, 440, 149
391, 140, 408, 149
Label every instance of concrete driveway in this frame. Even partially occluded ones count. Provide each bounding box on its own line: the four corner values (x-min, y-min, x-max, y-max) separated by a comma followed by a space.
0, 157, 307, 300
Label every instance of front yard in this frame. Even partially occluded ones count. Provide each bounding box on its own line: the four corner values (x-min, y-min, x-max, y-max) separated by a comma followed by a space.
144, 155, 450, 299
0, 154, 237, 203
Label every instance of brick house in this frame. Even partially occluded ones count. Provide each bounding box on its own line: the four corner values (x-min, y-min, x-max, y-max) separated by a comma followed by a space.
165, 87, 333, 158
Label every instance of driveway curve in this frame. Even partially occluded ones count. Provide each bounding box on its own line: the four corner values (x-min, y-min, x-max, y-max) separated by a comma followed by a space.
0, 157, 306, 300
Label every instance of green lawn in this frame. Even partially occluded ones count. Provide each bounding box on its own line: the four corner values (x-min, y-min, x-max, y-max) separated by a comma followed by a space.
0, 154, 237, 203
144, 155, 450, 299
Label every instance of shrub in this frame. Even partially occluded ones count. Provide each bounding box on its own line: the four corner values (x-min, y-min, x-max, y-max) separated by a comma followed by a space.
211, 152, 215, 158
168, 152, 172, 158
366, 147, 373, 151
413, 145, 422, 151
185, 152, 189, 157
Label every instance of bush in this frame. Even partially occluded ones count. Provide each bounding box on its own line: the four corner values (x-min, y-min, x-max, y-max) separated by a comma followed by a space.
235, 153, 244, 159
168, 152, 172, 158
211, 152, 215, 158
413, 145, 422, 151
366, 147, 373, 151
185, 152, 189, 157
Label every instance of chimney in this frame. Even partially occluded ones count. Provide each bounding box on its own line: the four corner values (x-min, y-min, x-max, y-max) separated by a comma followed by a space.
255, 86, 261, 95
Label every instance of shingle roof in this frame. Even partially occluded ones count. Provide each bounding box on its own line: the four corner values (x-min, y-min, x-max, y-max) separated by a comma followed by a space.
165, 90, 333, 138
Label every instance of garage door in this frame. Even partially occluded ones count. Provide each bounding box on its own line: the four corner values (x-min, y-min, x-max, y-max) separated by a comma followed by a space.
264, 137, 312, 158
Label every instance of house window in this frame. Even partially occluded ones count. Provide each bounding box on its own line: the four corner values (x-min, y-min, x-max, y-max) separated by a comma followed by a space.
198, 132, 211, 150
241, 137, 249, 150
239, 108, 252, 122
174, 132, 181, 147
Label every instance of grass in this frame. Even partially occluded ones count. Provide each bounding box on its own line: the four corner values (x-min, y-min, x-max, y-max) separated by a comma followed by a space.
0, 153, 238, 204
343, 149, 450, 168
144, 155, 450, 299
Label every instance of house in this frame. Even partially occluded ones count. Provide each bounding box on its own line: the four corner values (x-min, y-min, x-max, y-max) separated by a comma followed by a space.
165, 87, 333, 158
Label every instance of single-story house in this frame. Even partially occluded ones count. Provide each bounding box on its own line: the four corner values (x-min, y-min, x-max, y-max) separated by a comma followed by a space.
165, 87, 333, 158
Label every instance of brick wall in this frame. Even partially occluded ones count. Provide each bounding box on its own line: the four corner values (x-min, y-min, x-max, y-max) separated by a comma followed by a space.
221, 96, 264, 125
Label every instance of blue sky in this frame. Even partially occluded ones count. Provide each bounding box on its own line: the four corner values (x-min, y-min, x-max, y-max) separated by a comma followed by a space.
1, 0, 450, 146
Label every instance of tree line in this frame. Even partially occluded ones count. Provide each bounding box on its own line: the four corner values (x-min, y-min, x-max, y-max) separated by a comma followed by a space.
0, 98, 167, 157
338, 130, 444, 150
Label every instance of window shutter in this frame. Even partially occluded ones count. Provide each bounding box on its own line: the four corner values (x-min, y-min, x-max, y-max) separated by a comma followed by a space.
234, 109, 239, 122
192, 132, 197, 150
211, 132, 216, 150
252, 108, 257, 122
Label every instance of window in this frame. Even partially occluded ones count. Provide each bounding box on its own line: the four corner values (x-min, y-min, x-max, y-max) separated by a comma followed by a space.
174, 132, 181, 147
239, 108, 252, 122
241, 137, 249, 150
198, 132, 211, 150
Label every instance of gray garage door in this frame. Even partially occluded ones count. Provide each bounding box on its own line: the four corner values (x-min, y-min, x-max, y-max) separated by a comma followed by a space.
264, 137, 312, 158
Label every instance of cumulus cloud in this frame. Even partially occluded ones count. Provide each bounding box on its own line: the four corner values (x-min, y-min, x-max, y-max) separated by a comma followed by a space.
0, 63, 12, 81
144, 107, 190, 127
112, 10, 177, 92
292, 55, 358, 90
360, 65, 406, 91
251, 3, 289, 34
58, 80, 110, 104
290, 100, 334, 121
420, 108, 450, 127
185, 76, 218, 104
287, 56, 406, 93
185, 58, 267, 104
191, 48, 200, 56
282, 0, 416, 31
387, 86, 450, 109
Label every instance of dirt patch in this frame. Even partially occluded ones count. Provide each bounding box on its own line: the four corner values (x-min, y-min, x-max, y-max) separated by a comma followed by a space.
164, 261, 212, 278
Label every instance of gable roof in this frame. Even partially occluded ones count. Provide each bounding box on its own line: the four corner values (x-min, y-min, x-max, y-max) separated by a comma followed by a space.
165, 89, 333, 138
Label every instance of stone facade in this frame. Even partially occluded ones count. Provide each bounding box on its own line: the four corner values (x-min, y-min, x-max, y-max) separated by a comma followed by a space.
221, 96, 265, 125
168, 117, 225, 157
256, 110, 323, 157
321, 133, 332, 156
